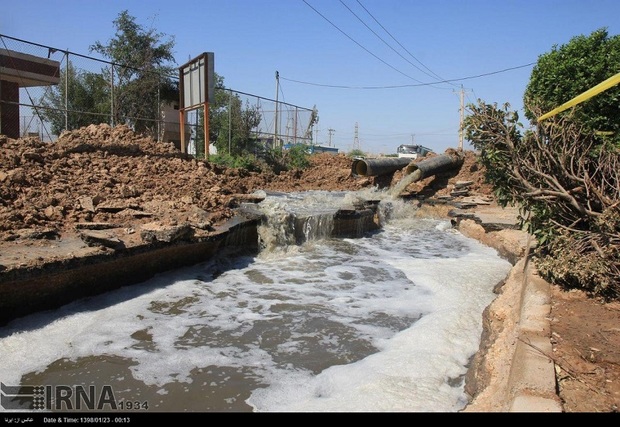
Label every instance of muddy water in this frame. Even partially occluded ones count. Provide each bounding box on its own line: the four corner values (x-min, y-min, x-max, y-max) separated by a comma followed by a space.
0, 190, 512, 412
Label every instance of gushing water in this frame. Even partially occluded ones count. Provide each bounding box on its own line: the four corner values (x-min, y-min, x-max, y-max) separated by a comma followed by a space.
389, 169, 423, 198
0, 189, 512, 412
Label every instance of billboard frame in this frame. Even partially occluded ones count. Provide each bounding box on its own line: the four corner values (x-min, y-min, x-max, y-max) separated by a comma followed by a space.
178, 52, 214, 157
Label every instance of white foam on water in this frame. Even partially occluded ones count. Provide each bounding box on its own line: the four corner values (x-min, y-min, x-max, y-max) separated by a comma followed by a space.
246, 217, 511, 412
0, 190, 512, 412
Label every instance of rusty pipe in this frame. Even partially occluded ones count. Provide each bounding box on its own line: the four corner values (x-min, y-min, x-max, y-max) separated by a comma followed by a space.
404, 152, 464, 180
351, 157, 413, 177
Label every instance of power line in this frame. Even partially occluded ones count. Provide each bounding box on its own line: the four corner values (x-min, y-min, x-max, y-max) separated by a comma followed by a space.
301, 0, 431, 84
278, 78, 286, 104
466, 89, 478, 106
354, 0, 455, 87
338, 0, 448, 88
280, 61, 536, 89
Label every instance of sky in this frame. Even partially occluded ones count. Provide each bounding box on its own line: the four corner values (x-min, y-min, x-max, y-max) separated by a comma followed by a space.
2, 0, 620, 155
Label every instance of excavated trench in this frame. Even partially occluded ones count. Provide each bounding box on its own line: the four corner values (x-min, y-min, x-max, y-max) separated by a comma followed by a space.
0, 153, 466, 326
0, 201, 381, 326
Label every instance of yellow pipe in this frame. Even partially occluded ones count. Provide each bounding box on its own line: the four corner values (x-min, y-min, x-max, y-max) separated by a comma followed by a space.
538, 71, 620, 121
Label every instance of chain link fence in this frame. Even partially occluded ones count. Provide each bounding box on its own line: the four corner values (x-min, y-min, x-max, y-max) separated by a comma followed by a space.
0, 34, 315, 154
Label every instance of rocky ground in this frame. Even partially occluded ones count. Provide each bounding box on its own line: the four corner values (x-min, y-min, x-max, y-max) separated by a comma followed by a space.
0, 124, 618, 412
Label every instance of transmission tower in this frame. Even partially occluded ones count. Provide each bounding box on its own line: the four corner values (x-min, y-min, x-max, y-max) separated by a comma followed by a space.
353, 122, 360, 151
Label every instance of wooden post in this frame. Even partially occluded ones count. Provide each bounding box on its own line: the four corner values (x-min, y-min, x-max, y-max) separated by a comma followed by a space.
203, 102, 209, 159
179, 109, 186, 153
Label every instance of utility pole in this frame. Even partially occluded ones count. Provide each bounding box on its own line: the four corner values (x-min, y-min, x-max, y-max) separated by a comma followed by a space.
228, 89, 232, 154
328, 128, 335, 147
274, 71, 279, 149
353, 122, 360, 151
454, 85, 471, 151
459, 87, 464, 151
293, 107, 298, 145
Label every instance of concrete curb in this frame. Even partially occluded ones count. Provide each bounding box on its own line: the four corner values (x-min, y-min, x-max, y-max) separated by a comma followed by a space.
456, 213, 563, 412
508, 259, 562, 412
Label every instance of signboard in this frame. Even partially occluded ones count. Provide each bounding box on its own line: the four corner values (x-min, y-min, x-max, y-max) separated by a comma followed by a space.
178, 52, 215, 157
179, 52, 214, 110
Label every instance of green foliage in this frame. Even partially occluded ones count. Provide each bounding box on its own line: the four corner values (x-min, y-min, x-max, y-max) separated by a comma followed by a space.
209, 152, 261, 172
348, 149, 366, 158
90, 10, 177, 135
255, 148, 288, 174
285, 144, 311, 169
38, 62, 110, 135
464, 98, 620, 300
192, 75, 263, 159
209, 145, 311, 174
463, 102, 522, 208
524, 28, 620, 143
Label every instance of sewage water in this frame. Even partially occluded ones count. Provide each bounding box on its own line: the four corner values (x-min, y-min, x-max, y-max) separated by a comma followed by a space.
0, 189, 512, 412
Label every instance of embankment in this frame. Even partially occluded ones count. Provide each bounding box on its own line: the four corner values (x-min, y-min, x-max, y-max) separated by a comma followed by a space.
453, 207, 562, 412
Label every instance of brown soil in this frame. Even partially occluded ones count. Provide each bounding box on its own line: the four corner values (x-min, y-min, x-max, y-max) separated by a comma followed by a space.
0, 123, 618, 412
549, 286, 620, 412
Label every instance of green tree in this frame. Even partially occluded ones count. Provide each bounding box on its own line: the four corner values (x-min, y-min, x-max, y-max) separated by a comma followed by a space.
206, 74, 230, 156
213, 94, 262, 156
464, 99, 619, 299
193, 76, 263, 159
464, 28, 620, 300
38, 62, 110, 135
524, 28, 620, 142
90, 10, 177, 136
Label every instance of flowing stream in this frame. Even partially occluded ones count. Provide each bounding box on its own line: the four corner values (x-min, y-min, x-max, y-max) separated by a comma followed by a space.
0, 189, 512, 412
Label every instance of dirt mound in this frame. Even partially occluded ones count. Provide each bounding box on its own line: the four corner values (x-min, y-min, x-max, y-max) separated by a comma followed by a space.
0, 124, 384, 241
268, 152, 371, 191
1, 124, 491, 241
1, 124, 237, 240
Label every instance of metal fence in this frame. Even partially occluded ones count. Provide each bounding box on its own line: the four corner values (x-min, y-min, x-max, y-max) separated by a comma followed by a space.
0, 34, 316, 154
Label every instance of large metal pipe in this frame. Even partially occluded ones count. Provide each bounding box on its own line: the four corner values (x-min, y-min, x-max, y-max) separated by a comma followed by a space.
390, 152, 464, 197
404, 152, 464, 179
351, 157, 412, 177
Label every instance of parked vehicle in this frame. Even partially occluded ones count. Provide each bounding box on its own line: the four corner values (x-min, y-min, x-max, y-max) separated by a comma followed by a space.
396, 144, 433, 159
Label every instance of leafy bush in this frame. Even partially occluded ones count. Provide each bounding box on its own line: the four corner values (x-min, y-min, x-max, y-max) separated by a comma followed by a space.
464, 28, 620, 300
284, 144, 311, 169
209, 145, 312, 174
524, 28, 620, 146
464, 101, 620, 300
348, 149, 366, 158
210, 153, 261, 172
